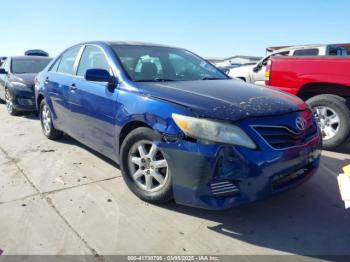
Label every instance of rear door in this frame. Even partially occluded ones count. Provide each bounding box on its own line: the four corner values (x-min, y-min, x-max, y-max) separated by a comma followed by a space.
69, 45, 118, 158
43, 45, 83, 133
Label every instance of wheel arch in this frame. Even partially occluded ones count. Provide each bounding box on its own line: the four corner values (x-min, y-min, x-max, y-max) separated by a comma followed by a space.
119, 121, 151, 149
297, 82, 350, 101
36, 93, 44, 111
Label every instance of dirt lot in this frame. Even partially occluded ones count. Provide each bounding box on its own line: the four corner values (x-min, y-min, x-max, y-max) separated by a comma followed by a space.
0, 104, 349, 257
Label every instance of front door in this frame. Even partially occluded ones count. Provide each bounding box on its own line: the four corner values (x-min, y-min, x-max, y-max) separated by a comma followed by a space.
69, 45, 118, 158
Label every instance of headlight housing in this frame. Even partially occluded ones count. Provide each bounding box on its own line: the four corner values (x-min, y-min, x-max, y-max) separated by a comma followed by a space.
11, 81, 28, 87
172, 113, 256, 149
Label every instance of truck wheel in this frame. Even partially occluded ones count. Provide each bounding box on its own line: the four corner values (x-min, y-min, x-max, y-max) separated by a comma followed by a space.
120, 127, 173, 204
307, 94, 350, 149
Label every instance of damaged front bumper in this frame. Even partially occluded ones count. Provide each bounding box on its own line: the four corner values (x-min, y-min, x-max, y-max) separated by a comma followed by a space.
158, 133, 322, 210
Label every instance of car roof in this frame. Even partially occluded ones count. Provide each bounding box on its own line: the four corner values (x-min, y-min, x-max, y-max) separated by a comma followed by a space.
9, 56, 52, 60
82, 41, 177, 49
276, 44, 328, 52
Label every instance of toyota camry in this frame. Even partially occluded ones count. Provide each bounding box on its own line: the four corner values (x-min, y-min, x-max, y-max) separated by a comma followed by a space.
35, 41, 322, 209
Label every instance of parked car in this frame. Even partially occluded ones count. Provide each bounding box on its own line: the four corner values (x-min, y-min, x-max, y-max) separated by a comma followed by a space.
0, 57, 7, 67
265, 56, 350, 149
24, 49, 49, 57
229, 44, 348, 85
0, 56, 52, 115
35, 41, 321, 210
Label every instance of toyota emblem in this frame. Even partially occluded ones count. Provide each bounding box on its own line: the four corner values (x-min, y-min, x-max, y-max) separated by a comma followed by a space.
296, 117, 307, 131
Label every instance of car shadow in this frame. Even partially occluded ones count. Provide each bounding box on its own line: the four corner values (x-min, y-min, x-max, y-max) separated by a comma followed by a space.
50, 133, 350, 256
19, 112, 39, 120
157, 154, 350, 257
56, 134, 120, 169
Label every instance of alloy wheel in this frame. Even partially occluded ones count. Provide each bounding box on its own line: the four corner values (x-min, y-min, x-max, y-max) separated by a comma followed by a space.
5, 90, 14, 114
128, 140, 169, 192
41, 104, 52, 135
314, 106, 340, 141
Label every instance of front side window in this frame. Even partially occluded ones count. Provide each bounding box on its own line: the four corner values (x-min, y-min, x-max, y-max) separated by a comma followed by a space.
57, 46, 81, 75
112, 45, 228, 82
77, 46, 110, 77
293, 49, 319, 56
11, 58, 51, 74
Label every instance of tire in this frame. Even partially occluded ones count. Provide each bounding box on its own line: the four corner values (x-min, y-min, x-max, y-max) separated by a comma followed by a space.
120, 127, 173, 204
307, 94, 350, 149
39, 100, 63, 140
5, 88, 19, 116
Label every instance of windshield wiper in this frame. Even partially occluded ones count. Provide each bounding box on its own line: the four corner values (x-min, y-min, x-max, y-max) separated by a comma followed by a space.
202, 77, 225, 80
154, 78, 176, 82
135, 78, 176, 82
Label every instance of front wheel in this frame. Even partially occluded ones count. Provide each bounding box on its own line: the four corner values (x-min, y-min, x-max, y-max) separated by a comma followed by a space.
120, 127, 173, 204
40, 100, 63, 140
5, 89, 18, 116
307, 94, 350, 149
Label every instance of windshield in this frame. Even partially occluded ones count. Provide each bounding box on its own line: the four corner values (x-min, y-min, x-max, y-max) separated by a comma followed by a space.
11, 58, 51, 74
112, 45, 228, 82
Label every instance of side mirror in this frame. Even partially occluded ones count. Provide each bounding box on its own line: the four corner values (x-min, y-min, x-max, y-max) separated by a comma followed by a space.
0, 68, 7, 75
252, 65, 260, 73
85, 69, 115, 84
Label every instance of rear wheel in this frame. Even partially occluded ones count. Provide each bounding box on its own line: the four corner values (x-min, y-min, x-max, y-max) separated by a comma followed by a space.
40, 100, 63, 140
120, 127, 173, 204
307, 94, 350, 149
5, 89, 18, 116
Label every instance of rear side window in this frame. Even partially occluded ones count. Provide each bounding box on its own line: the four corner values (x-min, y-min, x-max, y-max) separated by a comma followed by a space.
328, 47, 348, 56
57, 46, 81, 75
50, 57, 62, 72
293, 49, 319, 56
77, 46, 110, 77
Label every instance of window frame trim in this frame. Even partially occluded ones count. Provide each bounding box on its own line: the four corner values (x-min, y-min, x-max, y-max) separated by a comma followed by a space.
75, 44, 114, 79
54, 45, 84, 76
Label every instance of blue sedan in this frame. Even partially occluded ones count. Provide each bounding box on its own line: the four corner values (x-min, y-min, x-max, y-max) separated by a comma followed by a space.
35, 41, 322, 210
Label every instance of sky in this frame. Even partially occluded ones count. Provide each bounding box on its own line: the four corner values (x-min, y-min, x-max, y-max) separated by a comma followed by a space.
1, 0, 349, 58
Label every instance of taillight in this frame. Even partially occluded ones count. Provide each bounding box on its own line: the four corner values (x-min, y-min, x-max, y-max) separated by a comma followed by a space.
265, 59, 272, 86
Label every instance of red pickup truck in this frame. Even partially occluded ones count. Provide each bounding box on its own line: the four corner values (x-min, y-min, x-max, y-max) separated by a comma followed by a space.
265, 56, 350, 149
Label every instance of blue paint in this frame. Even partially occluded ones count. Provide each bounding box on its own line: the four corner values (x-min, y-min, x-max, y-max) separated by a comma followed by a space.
35, 41, 322, 209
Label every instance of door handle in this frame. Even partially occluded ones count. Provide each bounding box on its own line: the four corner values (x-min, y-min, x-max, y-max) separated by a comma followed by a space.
70, 83, 77, 91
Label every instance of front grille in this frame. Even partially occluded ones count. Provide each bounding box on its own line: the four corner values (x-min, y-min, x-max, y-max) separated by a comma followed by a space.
210, 181, 240, 197
252, 117, 318, 150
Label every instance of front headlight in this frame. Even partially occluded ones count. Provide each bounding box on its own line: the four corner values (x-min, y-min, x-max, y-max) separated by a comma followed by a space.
172, 113, 256, 149
11, 81, 27, 87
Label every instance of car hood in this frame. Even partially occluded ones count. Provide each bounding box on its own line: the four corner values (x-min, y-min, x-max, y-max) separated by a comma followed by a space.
10, 73, 36, 86
134, 79, 307, 121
